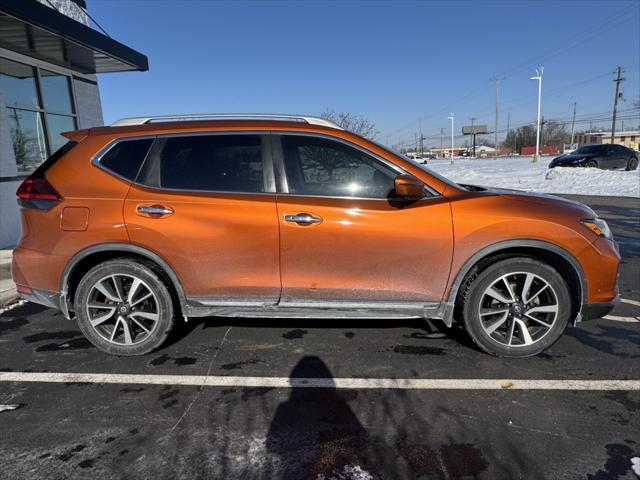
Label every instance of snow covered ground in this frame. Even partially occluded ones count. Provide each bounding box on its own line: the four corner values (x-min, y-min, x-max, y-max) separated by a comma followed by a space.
423, 156, 640, 197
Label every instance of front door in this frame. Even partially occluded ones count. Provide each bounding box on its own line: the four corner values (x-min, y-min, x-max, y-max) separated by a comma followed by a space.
124, 133, 281, 304
273, 134, 453, 307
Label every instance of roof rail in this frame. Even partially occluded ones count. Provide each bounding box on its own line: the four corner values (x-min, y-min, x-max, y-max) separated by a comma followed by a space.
111, 113, 343, 130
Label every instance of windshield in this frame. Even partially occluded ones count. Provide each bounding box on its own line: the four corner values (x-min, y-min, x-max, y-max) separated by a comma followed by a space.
574, 145, 603, 154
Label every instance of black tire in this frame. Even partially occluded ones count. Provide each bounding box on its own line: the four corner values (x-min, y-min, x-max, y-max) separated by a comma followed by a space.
74, 259, 175, 355
584, 160, 598, 168
461, 257, 571, 357
626, 157, 638, 171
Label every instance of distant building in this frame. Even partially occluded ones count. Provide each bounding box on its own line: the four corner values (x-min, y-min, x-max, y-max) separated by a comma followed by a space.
0, 0, 148, 247
574, 130, 639, 150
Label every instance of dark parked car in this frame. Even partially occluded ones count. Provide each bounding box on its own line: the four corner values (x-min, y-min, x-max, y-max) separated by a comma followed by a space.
549, 144, 638, 170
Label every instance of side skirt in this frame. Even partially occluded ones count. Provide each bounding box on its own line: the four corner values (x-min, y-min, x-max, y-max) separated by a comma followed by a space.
184, 298, 441, 320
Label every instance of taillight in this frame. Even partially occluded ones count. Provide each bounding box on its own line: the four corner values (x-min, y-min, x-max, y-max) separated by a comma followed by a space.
16, 175, 61, 209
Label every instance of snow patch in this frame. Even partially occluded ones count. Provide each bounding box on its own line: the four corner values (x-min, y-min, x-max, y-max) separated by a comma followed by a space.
316, 464, 374, 480
425, 156, 640, 197
0, 300, 24, 314
631, 457, 640, 477
0, 404, 21, 413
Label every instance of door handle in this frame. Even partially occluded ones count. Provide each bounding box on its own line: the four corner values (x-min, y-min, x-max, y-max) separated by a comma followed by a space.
136, 204, 174, 218
283, 213, 322, 225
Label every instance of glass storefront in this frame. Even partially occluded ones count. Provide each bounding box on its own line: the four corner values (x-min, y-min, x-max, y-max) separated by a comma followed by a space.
0, 57, 78, 173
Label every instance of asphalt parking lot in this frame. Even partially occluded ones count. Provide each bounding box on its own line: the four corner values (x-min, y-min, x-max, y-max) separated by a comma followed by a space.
1, 195, 638, 480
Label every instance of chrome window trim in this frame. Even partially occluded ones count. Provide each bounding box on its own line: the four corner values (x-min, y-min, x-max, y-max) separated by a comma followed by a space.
91, 130, 441, 199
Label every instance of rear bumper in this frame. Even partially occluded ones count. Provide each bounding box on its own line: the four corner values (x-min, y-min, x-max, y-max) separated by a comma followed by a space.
17, 287, 62, 310
580, 295, 620, 321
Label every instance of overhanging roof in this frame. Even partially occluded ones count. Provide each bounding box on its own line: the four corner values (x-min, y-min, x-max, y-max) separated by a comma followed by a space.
0, 0, 148, 74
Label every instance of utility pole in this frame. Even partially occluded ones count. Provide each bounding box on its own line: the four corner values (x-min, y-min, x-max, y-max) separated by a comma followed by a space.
448, 113, 455, 164
570, 102, 577, 147
490, 76, 505, 158
440, 127, 444, 149
611, 66, 624, 145
469, 116, 477, 157
530, 67, 544, 162
418, 119, 423, 158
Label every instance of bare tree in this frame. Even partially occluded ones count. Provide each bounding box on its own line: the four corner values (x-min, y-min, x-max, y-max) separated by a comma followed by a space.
319, 109, 380, 140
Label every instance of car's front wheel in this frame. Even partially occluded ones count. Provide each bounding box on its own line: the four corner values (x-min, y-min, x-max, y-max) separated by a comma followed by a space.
584, 160, 598, 168
461, 257, 570, 357
74, 259, 175, 355
626, 157, 638, 171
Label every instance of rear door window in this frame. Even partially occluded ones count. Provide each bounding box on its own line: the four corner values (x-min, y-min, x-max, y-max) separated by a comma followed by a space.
140, 135, 265, 193
98, 138, 154, 181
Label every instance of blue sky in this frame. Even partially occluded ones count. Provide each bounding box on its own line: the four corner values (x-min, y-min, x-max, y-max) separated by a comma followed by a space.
91, 0, 640, 148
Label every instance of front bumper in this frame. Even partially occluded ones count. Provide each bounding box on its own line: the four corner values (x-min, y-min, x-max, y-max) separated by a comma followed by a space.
580, 295, 620, 321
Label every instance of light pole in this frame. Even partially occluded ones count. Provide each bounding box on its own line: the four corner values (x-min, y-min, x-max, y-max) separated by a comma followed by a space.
490, 76, 505, 158
448, 113, 455, 163
530, 67, 544, 162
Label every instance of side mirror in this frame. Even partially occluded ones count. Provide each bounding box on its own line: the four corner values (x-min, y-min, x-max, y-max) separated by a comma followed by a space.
394, 174, 424, 200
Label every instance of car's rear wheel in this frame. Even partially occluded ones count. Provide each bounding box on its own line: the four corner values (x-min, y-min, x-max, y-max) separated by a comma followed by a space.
74, 259, 175, 355
461, 258, 570, 357
584, 160, 598, 168
626, 157, 638, 171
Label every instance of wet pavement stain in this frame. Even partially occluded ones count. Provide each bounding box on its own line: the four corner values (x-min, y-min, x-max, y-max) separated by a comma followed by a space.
35, 337, 93, 352
148, 354, 197, 366
587, 443, 635, 480
392, 345, 446, 355
57, 444, 86, 462
283, 329, 308, 340
240, 387, 275, 401
220, 359, 261, 371
399, 443, 489, 478
78, 459, 95, 468
121, 387, 145, 393
158, 387, 180, 409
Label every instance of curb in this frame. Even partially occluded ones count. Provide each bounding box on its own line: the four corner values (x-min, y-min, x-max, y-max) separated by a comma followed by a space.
0, 250, 17, 307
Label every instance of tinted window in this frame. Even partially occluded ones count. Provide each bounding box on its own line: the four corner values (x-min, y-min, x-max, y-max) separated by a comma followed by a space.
100, 138, 153, 180
281, 136, 397, 198
152, 135, 264, 192
574, 145, 604, 154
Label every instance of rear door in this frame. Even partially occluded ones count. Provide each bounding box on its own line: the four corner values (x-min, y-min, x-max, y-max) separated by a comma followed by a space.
123, 133, 281, 305
611, 145, 629, 168
273, 133, 453, 308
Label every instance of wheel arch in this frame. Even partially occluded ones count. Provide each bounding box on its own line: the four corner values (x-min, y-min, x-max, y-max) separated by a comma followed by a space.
61, 243, 187, 319
438, 240, 586, 327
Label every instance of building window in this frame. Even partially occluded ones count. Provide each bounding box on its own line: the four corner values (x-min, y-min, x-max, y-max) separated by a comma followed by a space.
0, 57, 78, 173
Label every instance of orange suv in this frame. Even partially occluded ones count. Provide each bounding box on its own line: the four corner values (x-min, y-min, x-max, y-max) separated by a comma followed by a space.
12, 114, 620, 357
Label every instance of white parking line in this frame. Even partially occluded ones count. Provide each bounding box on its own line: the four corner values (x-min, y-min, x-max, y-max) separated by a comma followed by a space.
0, 372, 637, 391
621, 298, 640, 308
603, 314, 640, 323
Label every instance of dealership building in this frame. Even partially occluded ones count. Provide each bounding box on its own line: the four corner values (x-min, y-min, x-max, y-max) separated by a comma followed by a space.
0, 0, 148, 247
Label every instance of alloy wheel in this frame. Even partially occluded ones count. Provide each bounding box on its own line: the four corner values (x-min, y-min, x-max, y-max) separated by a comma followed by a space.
478, 272, 559, 347
86, 274, 160, 346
